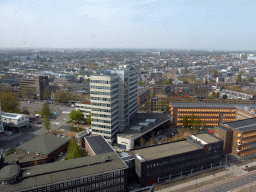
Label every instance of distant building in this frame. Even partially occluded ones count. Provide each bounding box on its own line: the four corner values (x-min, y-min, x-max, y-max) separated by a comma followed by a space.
2, 113, 29, 132
170, 103, 237, 128
20, 76, 49, 100
0, 104, 3, 133
137, 87, 150, 104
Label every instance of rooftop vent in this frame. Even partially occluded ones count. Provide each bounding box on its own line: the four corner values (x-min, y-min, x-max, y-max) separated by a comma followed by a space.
145, 119, 156, 123
138, 122, 149, 127
130, 126, 142, 131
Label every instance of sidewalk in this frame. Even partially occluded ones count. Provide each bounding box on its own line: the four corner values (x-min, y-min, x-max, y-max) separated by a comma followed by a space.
156, 161, 256, 192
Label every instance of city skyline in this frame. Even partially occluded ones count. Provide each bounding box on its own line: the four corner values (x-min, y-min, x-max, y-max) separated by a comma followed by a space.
1, 0, 256, 50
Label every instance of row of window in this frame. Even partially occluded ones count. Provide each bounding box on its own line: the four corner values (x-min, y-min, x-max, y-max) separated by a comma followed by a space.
146, 155, 220, 175
92, 119, 111, 124
92, 124, 111, 129
22, 172, 124, 192
91, 97, 111, 102
91, 80, 116, 84
177, 109, 235, 112
92, 129, 111, 135
92, 108, 111, 113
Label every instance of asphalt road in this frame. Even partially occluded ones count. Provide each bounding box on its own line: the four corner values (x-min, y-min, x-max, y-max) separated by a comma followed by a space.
199, 171, 256, 192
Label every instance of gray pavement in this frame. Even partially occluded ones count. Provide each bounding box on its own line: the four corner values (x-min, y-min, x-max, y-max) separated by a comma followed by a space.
156, 161, 256, 192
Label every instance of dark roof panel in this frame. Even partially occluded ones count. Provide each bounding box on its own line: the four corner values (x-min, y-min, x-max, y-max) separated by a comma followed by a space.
224, 118, 256, 132
85, 135, 114, 155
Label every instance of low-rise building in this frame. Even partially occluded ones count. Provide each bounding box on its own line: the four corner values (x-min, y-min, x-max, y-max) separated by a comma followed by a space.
0, 151, 128, 192
2, 113, 29, 131
129, 133, 223, 187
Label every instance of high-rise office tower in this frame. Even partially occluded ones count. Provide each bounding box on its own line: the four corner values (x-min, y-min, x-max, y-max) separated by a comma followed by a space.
0, 104, 3, 133
90, 65, 137, 143
109, 65, 138, 132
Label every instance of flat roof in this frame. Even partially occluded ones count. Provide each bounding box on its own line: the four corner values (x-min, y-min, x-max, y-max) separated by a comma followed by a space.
2, 113, 28, 120
224, 118, 256, 132
193, 133, 221, 144
170, 102, 256, 108
0, 152, 128, 192
16, 135, 70, 156
130, 140, 200, 161
216, 125, 231, 132
85, 135, 114, 155
118, 113, 171, 140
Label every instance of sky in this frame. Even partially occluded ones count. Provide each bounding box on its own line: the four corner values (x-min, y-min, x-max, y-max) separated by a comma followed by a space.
0, 0, 256, 50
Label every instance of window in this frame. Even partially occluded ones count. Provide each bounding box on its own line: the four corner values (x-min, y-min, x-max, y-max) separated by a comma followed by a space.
88, 177, 91, 183
84, 178, 87, 183
120, 170, 124, 175
92, 176, 95, 182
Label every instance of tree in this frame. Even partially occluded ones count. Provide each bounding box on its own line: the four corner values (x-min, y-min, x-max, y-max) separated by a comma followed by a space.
41, 102, 51, 118
86, 78, 90, 83
69, 110, 83, 122
236, 72, 242, 82
43, 86, 51, 99
211, 69, 219, 78
138, 80, 145, 86
86, 112, 91, 124
43, 117, 51, 133
148, 137, 155, 146
194, 118, 201, 132
182, 116, 189, 129
163, 79, 172, 85
249, 77, 254, 82
20, 88, 34, 99
190, 114, 195, 129
139, 137, 145, 147
66, 137, 84, 160
0, 90, 20, 113
152, 92, 156, 97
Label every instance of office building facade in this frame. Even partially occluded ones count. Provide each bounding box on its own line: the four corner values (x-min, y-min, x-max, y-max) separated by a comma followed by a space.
129, 133, 223, 187
109, 65, 138, 132
90, 66, 138, 143
90, 74, 119, 143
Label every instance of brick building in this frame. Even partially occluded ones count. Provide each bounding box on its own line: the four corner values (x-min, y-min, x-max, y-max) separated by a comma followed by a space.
20, 76, 49, 100
137, 87, 150, 104
129, 133, 223, 187
215, 118, 256, 158
170, 103, 237, 128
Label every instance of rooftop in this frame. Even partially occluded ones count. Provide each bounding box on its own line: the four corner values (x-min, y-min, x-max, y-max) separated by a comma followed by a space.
16, 135, 70, 156
0, 152, 127, 192
217, 125, 231, 132
85, 135, 114, 155
130, 140, 200, 161
192, 133, 221, 144
224, 117, 256, 132
2, 113, 28, 120
118, 113, 171, 140
170, 102, 256, 108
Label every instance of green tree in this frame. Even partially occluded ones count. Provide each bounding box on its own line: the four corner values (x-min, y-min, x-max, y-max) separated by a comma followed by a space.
0, 90, 20, 113
182, 116, 189, 129
43, 86, 51, 99
69, 110, 83, 122
152, 92, 156, 97
86, 112, 91, 124
190, 114, 195, 129
249, 77, 254, 82
163, 79, 172, 85
139, 137, 145, 147
20, 88, 34, 99
41, 102, 52, 118
43, 117, 51, 133
194, 117, 201, 132
86, 78, 90, 83
66, 137, 84, 160
148, 137, 155, 146
236, 72, 242, 82
138, 80, 145, 86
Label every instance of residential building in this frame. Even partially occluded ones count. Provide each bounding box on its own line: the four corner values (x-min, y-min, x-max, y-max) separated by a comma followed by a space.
20, 76, 49, 100
138, 87, 150, 104
170, 103, 237, 128
129, 133, 223, 187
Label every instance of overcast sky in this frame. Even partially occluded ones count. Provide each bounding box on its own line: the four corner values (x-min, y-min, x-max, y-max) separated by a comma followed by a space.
0, 0, 256, 50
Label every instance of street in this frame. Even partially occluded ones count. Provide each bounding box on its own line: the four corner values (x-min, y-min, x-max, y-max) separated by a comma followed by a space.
199, 171, 256, 192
